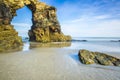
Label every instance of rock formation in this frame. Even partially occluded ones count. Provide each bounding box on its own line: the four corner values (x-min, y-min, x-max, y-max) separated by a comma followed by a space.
78, 49, 120, 66
0, 0, 71, 52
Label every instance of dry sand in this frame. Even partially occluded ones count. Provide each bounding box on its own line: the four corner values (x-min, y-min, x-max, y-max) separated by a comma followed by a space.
0, 48, 120, 80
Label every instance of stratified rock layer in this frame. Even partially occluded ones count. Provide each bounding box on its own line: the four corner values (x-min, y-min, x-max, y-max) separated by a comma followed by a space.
0, 0, 71, 52
78, 49, 120, 66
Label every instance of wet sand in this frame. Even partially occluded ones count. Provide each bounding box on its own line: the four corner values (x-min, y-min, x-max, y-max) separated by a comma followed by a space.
0, 47, 120, 80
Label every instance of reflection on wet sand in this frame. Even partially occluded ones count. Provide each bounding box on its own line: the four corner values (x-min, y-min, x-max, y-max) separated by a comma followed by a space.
29, 42, 71, 49
0, 42, 71, 53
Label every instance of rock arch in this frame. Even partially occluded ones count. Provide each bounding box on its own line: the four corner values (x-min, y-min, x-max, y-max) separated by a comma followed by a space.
0, 0, 71, 52
12, 6, 32, 37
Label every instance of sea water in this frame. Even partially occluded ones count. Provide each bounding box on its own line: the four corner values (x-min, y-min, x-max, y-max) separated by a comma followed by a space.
68, 37, 120, 54
22, 37, 120, 54
72, 37, 120, 41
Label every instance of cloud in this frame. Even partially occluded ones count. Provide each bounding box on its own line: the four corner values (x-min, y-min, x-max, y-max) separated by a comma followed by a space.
94, 15, 111, 19
11, 23, 32, 27
13, 0, 120, 37
41, 0, 120, 22
11, 23, 32, 37
61, 19, 120, 37
67, 14, 111, 23
18, 30, 29, 37
55, 0, 120, 37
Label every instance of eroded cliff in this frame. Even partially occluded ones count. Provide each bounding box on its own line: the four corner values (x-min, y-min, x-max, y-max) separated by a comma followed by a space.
0, 0, 71, 52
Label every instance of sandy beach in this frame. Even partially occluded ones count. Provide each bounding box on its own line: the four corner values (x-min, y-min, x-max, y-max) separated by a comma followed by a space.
0, 0, 120, 79
0, 42, 120, 80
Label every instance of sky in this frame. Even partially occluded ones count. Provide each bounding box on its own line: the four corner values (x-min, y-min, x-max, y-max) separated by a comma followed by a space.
12, 0, 120, 37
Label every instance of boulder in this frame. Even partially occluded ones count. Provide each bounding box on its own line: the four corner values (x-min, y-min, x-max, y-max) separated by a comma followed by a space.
78, 49, 120, 66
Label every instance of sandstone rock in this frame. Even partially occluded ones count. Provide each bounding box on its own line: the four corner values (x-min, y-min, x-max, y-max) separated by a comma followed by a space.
28, 2, 71, 42
0, 0, 71, 52
78, 49, 120, 66
0, 25, 23, 52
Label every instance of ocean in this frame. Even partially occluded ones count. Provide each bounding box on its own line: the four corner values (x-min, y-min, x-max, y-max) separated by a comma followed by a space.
22, 37, 120, 54
69, 37, 120, 53
72, 37, 120, 42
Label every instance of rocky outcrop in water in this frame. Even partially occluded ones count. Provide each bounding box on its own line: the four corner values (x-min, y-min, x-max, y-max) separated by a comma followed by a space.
78, 49, 120, 66
0, 0, 71, 52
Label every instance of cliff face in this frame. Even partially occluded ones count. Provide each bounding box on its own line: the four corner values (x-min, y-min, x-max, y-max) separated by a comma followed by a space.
0, 0, 71, 52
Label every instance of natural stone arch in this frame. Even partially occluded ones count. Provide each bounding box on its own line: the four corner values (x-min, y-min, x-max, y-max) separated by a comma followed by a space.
12, 6, 32, 37
0, 0, 71, 52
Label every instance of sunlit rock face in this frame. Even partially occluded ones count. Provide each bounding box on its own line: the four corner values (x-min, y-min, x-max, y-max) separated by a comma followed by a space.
78, 49, 120, 66
0, 0, 71, 52
28, 2, 71, 42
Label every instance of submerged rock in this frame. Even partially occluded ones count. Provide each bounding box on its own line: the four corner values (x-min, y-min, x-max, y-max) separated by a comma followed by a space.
72, 39, 87, 42
0, 0, 71, 52
78, 49, 120, 66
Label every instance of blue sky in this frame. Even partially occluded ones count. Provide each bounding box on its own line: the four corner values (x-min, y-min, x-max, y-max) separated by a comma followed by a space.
12, 0, 120, 37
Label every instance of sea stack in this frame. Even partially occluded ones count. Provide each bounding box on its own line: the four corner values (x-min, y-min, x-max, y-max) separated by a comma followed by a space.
0, 0, 71, 52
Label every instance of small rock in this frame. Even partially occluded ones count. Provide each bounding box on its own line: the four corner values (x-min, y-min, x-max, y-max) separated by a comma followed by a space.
78, 49, 120, 66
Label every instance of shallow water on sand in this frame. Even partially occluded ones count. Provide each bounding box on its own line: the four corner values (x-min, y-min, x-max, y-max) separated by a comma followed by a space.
0, 41, 120, 80
23, 41, 120, 54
